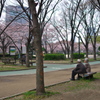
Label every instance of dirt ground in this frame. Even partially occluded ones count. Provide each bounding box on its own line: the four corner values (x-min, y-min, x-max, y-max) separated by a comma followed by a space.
0, 64, 100, 100
43, 64, 100, 100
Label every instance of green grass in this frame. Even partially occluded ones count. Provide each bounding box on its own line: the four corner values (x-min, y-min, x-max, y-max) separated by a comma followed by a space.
0, 65, 37, 71
23, 91, 59, 100
0, 67, 18, 71
64, 73, 100, 92
5, 91, 60, 100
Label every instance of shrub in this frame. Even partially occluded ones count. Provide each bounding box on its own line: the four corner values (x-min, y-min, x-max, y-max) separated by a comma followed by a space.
73, 53, 84, 59
44, 53, 66, 60
0, 54, 19, 59
97, 52, 100, 56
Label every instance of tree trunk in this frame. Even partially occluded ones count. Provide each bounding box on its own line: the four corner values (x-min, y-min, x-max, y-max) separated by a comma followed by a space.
34, 30, 45, 94
70, 40, 74, 63
28, 0, 45, 95
26, 44, 30, 67
2, 48, 5, 57
93, 44, 96, 60
85, 47, 88, 58
67, 47, 70, 59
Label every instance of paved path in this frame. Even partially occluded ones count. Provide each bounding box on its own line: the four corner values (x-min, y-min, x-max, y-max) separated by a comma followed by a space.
0, 61, 100, 99
0, 61, 100, 76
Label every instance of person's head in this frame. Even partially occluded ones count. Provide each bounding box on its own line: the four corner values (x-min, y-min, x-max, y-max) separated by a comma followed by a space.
77, 59, 81, 63
84, 58, 89, 63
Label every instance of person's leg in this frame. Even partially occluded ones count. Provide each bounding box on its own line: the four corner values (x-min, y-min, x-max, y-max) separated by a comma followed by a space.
77, 74, 82, 80
71, 70, 77, 80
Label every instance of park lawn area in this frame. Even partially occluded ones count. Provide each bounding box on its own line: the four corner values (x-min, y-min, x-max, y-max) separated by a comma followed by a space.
5, 73, 100, 100
0, 62, 37, 71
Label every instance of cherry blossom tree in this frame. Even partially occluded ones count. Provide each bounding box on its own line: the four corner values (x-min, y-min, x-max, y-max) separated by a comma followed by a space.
42, 24, 58, 53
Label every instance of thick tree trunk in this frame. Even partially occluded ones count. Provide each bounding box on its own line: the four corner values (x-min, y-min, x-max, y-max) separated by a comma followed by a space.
93, 44, 96, 60
86, 47, 88, 58
67, 47, 70, 59
2, 48, 5, 57
28, 0, 45, 95
34, 29, 45, 94
70, 40, 74, 63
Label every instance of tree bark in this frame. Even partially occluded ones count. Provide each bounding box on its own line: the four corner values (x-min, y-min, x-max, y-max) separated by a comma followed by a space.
28, 0, 45, 95
26, 44, 30, 67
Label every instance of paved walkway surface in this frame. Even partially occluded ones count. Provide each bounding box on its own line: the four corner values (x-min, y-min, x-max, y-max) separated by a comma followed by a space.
0, 61, 100, 76
0, 61, 100, 100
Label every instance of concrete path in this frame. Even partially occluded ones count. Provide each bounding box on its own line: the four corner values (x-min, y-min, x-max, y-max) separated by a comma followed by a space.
0, 68, 72, 100
0, 61, 100, 76
0, 61, 100, 99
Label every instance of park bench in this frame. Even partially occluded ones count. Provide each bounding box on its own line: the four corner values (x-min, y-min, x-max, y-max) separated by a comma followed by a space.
79, 72, 97, 79
29, 61, 36, 66
19, 58, 36, 66
1, 57, 16, 65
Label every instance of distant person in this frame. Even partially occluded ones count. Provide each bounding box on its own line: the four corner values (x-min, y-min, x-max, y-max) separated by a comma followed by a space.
22, 55, 26, 64
84, 58, 91, 73
70, 59, 87, 80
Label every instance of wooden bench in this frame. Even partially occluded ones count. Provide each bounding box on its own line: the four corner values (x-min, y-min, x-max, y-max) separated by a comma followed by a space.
19, 58, 36, 66
79, 72, 97, 79
83, 72, 97, 79
29, 61, 36, 66
1, 57, 16, 65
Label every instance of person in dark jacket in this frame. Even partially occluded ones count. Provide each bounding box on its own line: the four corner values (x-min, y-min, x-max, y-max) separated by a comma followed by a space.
70, 59, 87, 80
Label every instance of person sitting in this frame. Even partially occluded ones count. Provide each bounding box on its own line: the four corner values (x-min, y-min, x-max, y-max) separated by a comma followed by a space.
21, 55, 26, 65
70, 59, 87, 80
84, 58, 91, 73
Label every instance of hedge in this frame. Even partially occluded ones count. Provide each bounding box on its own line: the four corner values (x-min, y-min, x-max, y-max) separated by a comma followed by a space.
73, 53, 84, 59
0, 54, 19, 59
44, 53, 66, 60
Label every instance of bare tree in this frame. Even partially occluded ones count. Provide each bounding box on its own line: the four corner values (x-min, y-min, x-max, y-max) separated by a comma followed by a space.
66, 0, 84, 63
0, 0, 6, 17
51, 8, 71, 58
28, 0, 61, 95
42, 27, 58, 53
78, 3, 100, 59
90, 0, 100, 10
51, 22, 70, 57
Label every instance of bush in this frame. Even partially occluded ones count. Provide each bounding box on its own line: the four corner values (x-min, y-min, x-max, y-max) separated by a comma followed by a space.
97, 52, 100, 56
0, 54, 19, 59
44, 53, 66, 60
73, 53, 84, 59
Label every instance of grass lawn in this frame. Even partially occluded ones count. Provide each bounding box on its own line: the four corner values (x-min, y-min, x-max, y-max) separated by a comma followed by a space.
0, 61, 37, 71
5, 73, 100, 100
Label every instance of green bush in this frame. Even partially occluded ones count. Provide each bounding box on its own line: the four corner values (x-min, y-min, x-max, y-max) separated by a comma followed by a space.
73, 53, 84, 59
0, 54, 19, 59
97, 52, 100, 56
44, 53, 66, 60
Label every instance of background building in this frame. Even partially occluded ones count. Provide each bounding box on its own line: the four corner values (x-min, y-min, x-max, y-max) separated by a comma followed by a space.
6, 5, 27, 24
